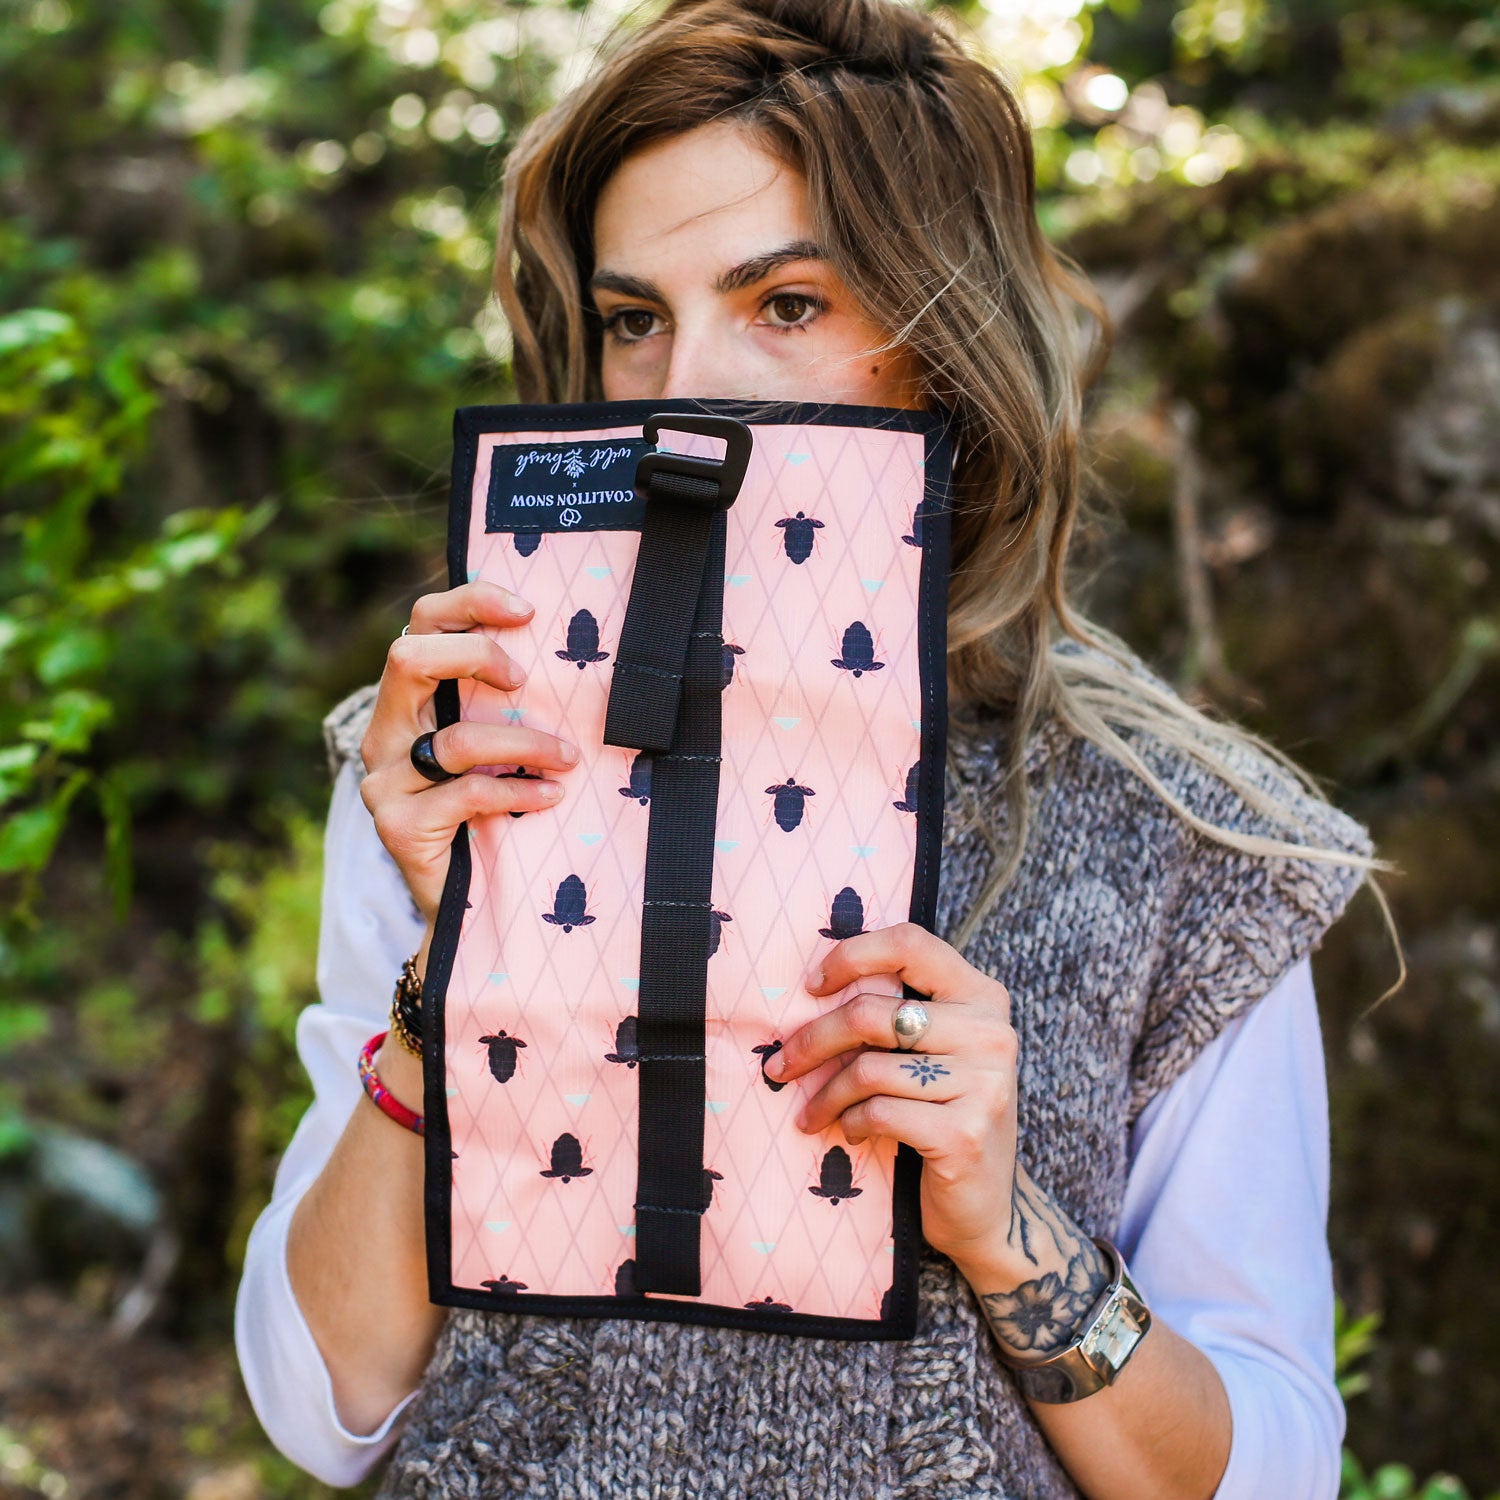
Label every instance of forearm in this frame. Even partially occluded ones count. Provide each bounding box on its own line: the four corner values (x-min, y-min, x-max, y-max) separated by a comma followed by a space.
950, 1164, 1231, 1500
286, 922, 448, 1435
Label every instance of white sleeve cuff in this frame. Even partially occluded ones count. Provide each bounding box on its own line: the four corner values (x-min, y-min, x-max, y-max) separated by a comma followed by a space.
1206, 1341, 1345, 1500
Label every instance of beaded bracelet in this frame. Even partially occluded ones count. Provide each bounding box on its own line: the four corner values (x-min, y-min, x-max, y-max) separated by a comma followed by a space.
388, 950, 423, 1059
358, 1030, 424, 1135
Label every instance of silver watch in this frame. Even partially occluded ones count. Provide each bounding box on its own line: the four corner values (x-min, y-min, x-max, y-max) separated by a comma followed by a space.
1000, 1237, 1152, 1403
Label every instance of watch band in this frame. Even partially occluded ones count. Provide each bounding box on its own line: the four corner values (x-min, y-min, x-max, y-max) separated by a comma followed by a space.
999, 1236, 1152, 1404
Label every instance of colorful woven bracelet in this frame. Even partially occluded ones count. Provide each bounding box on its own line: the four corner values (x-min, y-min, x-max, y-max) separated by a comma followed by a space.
358, 1030, 424, 1135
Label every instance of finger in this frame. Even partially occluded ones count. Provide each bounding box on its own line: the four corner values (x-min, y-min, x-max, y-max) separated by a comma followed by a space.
399, 718, 579, 794
796, 1048, 963, 1136
827, 1094, 952, 1155
407, 579, 534, 635
774, 996, 972, 1080
807, 921, 1007, 1019
363, 758, 567, 851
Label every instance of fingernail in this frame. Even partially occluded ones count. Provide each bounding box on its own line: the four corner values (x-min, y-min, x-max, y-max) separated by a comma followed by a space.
507, 591, 533, 613
766, 1050, 784, 1079
804, 966, 823, 991
559, 741, 579, 764
540, 782, 563, 799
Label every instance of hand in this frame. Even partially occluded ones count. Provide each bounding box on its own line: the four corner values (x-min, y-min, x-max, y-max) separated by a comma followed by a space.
357, 581, 583, 927
766, 920, 1020, 1268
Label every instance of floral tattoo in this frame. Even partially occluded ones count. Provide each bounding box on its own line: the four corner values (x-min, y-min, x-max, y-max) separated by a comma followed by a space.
974, 1166, 1111, 1358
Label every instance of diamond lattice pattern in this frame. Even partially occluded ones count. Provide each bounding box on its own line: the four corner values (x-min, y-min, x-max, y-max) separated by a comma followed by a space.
444, 419, 927, 1320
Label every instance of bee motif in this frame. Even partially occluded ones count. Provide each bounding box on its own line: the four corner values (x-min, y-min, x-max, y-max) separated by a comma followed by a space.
496, 764, 546, 817
618, 753, 652, 805
539, 1131, 593, 1183
744, 1293, 794, 1313
902, 496, 933, 549
708, 905, 733, 957
701, 1166, 724, 1209
753, 1039, 788, 1092
818, 886, 867, 941
542, 873, 596, 933
476, 1028, 527, 1084
554, 607, 611, 670
830, 621, 884, 677
604, 1015, 639, 1067
513, 531, 543, 558
721, 639, 746, 689
480, 1273, 528, 1295
774, 509, 825, 564
892, 761, 921, 814
808, 1145, 863, 1205
765, 774, 815, 833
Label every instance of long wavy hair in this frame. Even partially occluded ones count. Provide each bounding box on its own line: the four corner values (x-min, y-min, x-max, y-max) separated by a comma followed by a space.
487, 0, 1402, 985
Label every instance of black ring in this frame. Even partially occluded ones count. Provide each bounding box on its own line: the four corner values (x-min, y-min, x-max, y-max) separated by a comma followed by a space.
410, 729, 458, 783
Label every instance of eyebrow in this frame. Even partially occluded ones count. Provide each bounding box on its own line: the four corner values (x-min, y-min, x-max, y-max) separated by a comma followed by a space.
587, 238, 827, 303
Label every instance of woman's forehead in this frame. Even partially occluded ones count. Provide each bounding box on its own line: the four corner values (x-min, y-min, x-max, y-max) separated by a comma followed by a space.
592, 123, 814, 280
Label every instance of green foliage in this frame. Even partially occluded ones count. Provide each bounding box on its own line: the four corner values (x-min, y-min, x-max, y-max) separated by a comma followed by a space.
192, 800, 328, 1271
1335, 1301, 1500, 1500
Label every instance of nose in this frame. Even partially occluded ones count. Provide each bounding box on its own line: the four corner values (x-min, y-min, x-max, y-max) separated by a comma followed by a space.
656, 317, 747, 402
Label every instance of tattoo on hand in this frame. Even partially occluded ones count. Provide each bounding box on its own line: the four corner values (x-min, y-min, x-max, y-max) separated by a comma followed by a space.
981, 1169, 1110, 1357
899, 1058, 950, 1086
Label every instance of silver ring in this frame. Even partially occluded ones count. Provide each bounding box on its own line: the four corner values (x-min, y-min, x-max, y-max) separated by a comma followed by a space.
891, 999, 931, 1052
400, 623, 412, 636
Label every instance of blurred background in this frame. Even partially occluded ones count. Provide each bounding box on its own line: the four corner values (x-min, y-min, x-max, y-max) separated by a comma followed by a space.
1, 0, 1496, 1494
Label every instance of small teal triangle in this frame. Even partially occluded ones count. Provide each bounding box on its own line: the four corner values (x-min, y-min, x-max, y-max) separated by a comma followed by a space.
760, 985, 786, 1000
750, 1240, 777, 1254
706, 1100, 729, 1115
714, 838, 740, 852
785, 453, 811, 466
578, 832, 603, 845
618, 1224, 637, 1237
467, 826, 477, 840
725, 573, 751, 587
585, 565, 612, 578
884, 1244, 896, 1254
564, 1092, 591, 1106
910, 718, 921, 730
773, 716, 801, 730
445, 1086, 459, 1097
467, 568, 480, 582
851, 844, 878, 857
861, 578, 885, 592
484, 1220, 511, 1233
487, 972, 509, 983
504, 708, 524, 722
619, 976, 639, 990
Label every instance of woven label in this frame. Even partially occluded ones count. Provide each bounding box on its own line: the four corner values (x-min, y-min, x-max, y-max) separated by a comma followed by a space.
486, 436, 651, 532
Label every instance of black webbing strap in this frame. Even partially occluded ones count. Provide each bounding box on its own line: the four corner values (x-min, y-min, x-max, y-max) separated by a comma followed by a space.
601, 415, 751, 1295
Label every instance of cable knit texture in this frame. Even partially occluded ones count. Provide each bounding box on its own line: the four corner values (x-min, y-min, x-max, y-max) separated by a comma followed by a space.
318, 637, 1372, 1498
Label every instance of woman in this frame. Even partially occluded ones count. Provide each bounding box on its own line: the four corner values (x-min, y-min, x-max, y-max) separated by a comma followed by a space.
235, 1, 1397, 1494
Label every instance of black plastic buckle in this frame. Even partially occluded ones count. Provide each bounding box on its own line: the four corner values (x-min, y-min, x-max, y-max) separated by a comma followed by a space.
635, 413, 753, 510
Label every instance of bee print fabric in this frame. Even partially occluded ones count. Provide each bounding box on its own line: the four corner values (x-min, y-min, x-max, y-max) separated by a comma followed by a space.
421, 398, 955, 1341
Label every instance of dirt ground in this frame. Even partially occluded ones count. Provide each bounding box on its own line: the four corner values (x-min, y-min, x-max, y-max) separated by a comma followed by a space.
0, 1286, 367, 1500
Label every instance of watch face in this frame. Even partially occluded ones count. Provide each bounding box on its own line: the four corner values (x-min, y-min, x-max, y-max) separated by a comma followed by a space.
1085, 1293, 1148, 1373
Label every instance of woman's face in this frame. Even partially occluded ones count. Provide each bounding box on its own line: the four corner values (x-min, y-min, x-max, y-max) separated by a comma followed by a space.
590, 119, 928, 409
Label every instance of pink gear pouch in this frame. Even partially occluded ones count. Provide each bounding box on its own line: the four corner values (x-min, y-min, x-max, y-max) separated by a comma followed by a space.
420, 397, 955, 1341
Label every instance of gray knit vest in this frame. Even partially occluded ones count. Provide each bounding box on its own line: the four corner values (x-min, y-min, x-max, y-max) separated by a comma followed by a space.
320, 637, 1371, 1499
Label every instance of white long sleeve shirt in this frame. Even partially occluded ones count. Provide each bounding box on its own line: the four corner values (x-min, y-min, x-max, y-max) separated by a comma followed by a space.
234, 759, 1346, 1494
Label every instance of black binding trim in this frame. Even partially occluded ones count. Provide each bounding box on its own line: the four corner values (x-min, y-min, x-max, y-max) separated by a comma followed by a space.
424, 396, 954, 1341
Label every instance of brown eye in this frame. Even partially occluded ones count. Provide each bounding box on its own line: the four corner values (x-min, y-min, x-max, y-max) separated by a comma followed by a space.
764, 293, 823, 330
